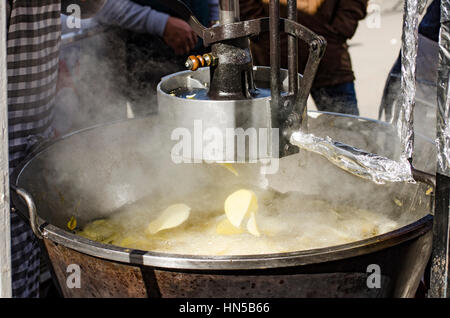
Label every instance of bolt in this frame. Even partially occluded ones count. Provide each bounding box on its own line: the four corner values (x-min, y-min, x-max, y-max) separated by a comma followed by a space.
286, 113, 300, 127
284, 144, 299, 155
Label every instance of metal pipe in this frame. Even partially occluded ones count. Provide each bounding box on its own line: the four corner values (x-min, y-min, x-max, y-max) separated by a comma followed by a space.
287, 0, 298, 96
269, 0, 282, 156
430, 174, 450, 298
0, 0, 12, 298
219, 0, 240, 24
269, 0, 281, 120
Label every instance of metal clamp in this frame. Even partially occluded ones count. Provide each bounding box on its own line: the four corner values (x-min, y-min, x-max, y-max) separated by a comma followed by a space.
11, 185, 43, 239
411, 167, 436, 189
154, 0, 207, 38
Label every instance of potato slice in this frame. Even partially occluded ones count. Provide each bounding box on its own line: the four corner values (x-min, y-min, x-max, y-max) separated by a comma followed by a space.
67, 216, 77, 231
224, 189, 258, 228
246, 211, 260, 237
146, 204, 191, 235
216, 217, 245, 235
78, 219, 118, 242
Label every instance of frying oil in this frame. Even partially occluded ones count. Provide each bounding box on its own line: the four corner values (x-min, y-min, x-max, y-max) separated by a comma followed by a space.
78, 188, 400, 256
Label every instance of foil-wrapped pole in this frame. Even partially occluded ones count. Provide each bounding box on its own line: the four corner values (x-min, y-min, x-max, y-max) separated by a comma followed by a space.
430, 0, 450, 299
436, 1, 450, 176
290, 131, 414, 184
396, 0, 426, 162
289, 0, 429, 185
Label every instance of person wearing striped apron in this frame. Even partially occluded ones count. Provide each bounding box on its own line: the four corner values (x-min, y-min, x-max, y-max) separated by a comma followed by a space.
6, 0, 104, 298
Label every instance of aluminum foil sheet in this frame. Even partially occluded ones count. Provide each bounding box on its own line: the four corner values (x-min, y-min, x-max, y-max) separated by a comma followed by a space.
437, 0, 450, 176
397, 0, 426, 161
289, 0, 428, 185
290, 131, 414, 185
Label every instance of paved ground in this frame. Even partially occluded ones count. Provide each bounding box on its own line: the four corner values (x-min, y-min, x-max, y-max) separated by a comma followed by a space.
350, 6, 404, 119
308, 1, 404, 120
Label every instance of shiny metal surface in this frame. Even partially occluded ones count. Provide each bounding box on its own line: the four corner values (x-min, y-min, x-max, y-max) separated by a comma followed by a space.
11, 186, 42, 240
396, 0, 425, 163
435, 1, 450, 177
290, 131, 415, 184
157, 67, 294, 162
219, 0, 240, 24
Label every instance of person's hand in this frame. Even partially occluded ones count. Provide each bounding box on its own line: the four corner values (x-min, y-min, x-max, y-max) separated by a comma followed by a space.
163, 17, 198, 55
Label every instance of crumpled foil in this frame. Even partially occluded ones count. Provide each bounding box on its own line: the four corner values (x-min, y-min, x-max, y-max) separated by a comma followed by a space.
437, 0, 450, 176
396, 0, 425, 162
288, 0, 428, 185
290, 131, 415, 185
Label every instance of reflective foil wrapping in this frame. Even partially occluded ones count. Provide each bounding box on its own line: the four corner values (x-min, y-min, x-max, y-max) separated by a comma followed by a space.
437, 0, 450, 176
290, 131, 414, 185
287, 0, 426, 185
397, 0, 423, 162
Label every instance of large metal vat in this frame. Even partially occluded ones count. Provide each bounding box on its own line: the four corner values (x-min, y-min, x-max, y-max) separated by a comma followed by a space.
11, 112, 435, 298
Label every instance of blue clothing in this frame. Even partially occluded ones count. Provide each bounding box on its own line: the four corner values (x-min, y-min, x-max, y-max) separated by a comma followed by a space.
96, 0, 219, 37
134, 0, 219, 27
311, 82, 359, 115
418, 0, 441, 43
96, 0, 170, 37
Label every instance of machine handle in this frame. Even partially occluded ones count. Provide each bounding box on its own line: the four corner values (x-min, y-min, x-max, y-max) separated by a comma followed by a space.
10, 185, 43, 239
154, 0, 207, 38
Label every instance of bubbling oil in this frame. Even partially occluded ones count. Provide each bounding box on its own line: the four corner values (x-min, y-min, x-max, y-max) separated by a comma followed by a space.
77, 187, 402, 256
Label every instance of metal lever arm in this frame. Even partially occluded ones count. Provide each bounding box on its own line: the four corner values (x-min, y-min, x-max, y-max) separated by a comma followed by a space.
153, 0, 208, 37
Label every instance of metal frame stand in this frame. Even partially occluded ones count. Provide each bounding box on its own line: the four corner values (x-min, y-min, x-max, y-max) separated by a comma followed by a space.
430, 174, 450, 297
430, 0, 450, 299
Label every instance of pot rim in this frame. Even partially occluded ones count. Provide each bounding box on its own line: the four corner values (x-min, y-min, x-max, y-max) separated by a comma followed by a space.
35, 214, 432, 270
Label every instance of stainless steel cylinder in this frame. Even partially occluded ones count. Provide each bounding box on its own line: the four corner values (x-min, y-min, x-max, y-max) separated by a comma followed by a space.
219, 0, 240, 24
157, 67, 295, 162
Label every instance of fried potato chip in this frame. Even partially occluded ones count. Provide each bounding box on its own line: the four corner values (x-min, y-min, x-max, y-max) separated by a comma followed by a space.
146, 204, 191, 235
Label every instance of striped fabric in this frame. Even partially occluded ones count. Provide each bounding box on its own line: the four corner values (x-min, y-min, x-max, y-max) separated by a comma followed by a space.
7, 0, 61, 298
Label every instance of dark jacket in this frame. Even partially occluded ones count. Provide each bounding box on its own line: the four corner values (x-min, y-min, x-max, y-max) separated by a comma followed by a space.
240, 0, 368, 88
